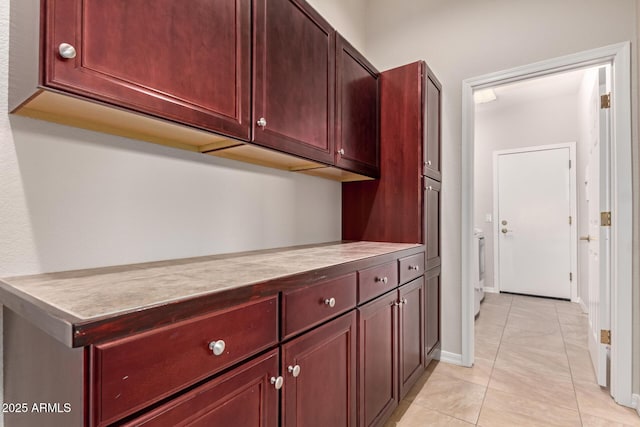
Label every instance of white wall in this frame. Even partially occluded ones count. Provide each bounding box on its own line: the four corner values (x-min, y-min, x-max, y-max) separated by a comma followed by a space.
0, 0, 367, 422
474, 91, 581, 293
365, 0, 638, 357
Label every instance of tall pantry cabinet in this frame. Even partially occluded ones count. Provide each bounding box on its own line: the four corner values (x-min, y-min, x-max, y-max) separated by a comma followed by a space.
343, 60, 442, 363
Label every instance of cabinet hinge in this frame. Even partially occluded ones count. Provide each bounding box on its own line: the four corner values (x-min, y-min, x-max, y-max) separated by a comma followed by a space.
600, 211, 612, 226
600, 329, 611, 345
569, 272, 573, 282
600, 93, 611, 109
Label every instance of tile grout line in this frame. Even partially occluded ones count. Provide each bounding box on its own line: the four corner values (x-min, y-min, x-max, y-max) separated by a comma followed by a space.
556, 300, 585, 426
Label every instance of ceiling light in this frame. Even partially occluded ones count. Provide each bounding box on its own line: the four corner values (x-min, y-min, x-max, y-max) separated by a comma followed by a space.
474, 88, 497, 104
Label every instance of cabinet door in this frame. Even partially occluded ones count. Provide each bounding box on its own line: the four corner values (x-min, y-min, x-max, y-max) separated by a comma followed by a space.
398, 278, 425, 399
357, 291, 398, 427
253, 0, 335, 164
45, 0, 251, 140
423, 68, 442, 181
335, 35, 380, 178
282, 311, 356, 427
424, 178, 441, 270
425, 267, 441, 362
122, 349, 279, 427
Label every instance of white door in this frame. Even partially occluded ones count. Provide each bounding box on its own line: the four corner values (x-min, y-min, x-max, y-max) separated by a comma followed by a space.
497, 147, 572, 299
586, 66, 611, 387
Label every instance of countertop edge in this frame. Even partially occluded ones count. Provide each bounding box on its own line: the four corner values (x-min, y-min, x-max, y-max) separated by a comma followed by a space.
1, 244, 426, 348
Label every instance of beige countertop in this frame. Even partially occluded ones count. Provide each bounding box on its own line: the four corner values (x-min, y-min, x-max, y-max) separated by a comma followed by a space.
1, 241, 420, 322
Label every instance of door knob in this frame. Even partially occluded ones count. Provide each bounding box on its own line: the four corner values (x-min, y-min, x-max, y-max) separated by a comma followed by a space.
58, 43, 77, 59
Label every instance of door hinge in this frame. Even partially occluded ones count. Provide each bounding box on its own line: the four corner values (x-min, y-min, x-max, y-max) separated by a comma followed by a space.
600, 329, 611, 345
569, 272, 573, 282
569, 216, 572, 225
600, 93, 611, 109
600, 211, 612, 226
569, 159, 572, 169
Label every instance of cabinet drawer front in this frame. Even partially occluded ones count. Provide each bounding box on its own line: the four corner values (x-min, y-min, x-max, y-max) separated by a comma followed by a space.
122, 349, 279, 427
357, 262, 398, 304
282, 273, 356, 339
94, 296, 278, 426
399, 253, 425, 284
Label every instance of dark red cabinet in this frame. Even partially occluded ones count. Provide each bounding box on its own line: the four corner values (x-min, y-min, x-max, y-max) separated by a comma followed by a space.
424, 178, 441, 270
281, 311, 357, 427
253, 0, 336, 164
335, 35, 380, 177
399, 277, 425, 398
357, 278, 424, 427
122, 349, 279, 427
423, 72, 442, 181
44, 0, 252, 140
357, 291, 398, 427
425, 266, 441, 361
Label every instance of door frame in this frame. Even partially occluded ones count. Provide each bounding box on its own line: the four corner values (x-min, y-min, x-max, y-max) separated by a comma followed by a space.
492, 143, 578, 301
461, 42, 633, 406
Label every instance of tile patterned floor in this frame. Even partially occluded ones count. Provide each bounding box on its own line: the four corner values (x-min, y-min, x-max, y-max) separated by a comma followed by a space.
384, 293, 640, 427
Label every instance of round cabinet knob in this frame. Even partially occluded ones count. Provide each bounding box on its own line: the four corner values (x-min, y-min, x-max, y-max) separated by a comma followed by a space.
403, 298, 408, 305
409, 265, 420, 271
270, 376, 284, 390
375, 276, 388, 284
257, 117, 267, 127
427, 186, 433, 191
338, 148, 345, 155
324, 297, 336, 308
58, 43, 77, 59
288, 365, 301, 377
427, 160, 432, 166
208, 340, 226, 356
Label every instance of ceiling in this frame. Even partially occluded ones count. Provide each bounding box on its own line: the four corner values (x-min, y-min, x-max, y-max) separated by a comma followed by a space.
475, 67, 599, 110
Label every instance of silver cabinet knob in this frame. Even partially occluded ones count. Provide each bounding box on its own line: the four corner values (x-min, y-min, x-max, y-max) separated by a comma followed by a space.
58, 43, 77, 59
338, 148, 345, 155
409, 265, 420, 271
403, 298, 408, 305
427, 186, 433, 191
270, 376, 284, 390
375, 276, 388, 284
287, 365, 301, 377
427, 160, 432, 166
324, 297, 336, 308
257, 117, 267, 127
208, 340, 226, 356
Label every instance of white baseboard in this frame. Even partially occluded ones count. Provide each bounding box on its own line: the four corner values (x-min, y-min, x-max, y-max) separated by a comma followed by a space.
483, 287, 498, 294
577, 297, 588, 314
439, 351, 463, 366
632, 394, 640, 417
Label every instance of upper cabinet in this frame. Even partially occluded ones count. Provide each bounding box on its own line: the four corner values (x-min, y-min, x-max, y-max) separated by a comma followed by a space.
43, 0, 252, 141
423, 68, 442, 181
334, 35, 380, 178
10, 0, 380, 182
253, 0, 335, 165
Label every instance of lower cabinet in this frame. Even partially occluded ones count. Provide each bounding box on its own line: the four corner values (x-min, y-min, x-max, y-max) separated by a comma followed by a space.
358, 278, 425, 427
281, 311, 357, 427
399, 277, 425, 398
122, 349, 280, 426
425, 266, 441, 363
357, 291, 398, 427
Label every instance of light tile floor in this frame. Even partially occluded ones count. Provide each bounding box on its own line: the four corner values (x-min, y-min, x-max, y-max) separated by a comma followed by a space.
385, 292, 640, 427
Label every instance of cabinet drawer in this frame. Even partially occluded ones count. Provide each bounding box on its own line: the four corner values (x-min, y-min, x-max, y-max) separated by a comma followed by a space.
282, 273, 356, 339
121, 349, 279, 427
357, 261, 398, 304
93, 295, 278, 426
399, 253, 425, 284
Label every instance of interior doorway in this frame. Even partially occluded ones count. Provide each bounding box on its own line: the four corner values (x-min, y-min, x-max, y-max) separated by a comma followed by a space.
460, 42, 633, 407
